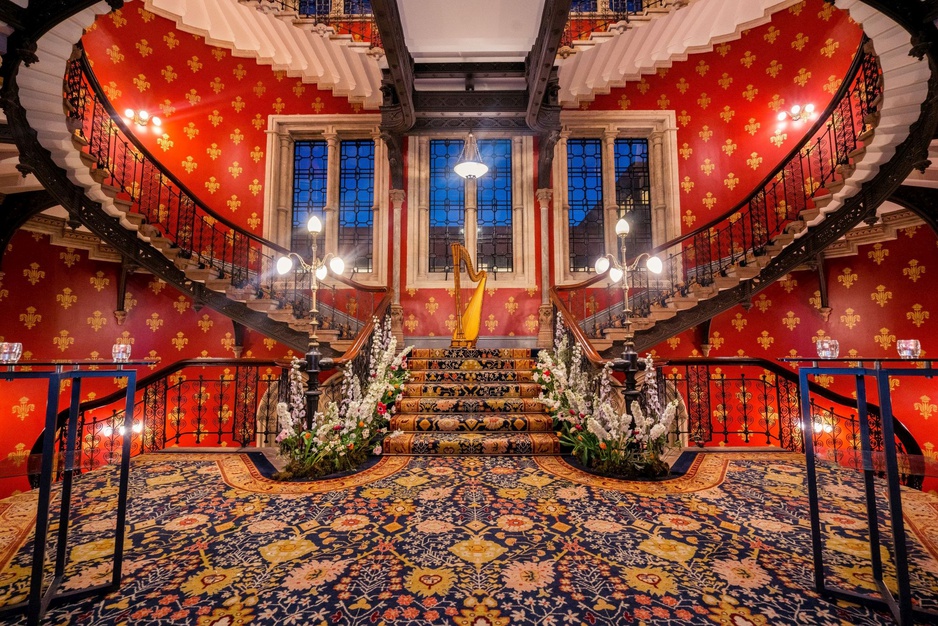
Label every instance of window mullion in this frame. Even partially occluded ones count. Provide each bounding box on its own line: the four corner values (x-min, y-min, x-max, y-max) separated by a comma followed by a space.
601, 129, 619, 259
465, 177, 478, 259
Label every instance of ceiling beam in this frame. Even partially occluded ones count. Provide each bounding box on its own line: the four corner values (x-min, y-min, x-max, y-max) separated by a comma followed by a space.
371, 0, 415, 133
0, 0, 27, 31
413, 62, 527, 80
525, 0, 571, 132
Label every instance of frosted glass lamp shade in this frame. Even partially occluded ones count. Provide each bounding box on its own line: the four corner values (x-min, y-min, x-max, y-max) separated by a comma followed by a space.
276, 256, 293, 275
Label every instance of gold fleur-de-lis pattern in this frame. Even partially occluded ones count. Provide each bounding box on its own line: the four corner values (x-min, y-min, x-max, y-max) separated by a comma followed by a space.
0, 230, 294, 496
83, 9, 359, 242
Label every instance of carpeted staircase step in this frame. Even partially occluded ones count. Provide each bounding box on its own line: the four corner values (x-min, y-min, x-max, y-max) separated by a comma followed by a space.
410, 348, 535, 360
402, 383, 542, 398
408, 370, 534, 383
383, 432, 560, 455
408, 358, 536, 371
390, 413, 553, 433
385, 345, 558, 456
397, 397, 545, 414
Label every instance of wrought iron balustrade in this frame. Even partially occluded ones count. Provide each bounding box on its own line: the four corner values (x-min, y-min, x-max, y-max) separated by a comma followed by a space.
563, 0, 682, 48
258, 0, 379, 45
63, 49, 389, 345
24, 359, 289, 483
552, 38, 881, 347
654, 357, 923, 488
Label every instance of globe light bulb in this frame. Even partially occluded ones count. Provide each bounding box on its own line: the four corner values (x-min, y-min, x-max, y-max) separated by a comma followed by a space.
307, 215, 323, 234
329, 256, 345, 275
615, 217, 630, 236
646, 256, 663, 274
315, 264, 328, 281
594, 256, 610, 275
276, 256, 293, 275
609, 267, 624, 283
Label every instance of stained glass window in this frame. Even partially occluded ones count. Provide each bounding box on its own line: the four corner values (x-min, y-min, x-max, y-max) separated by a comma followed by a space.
292, 140, 327, 257
339, 140, 374, 273
614, 138, 651, 257
428, 140, 466, 273
476, 139, 513, 273
567, 138, 604, 272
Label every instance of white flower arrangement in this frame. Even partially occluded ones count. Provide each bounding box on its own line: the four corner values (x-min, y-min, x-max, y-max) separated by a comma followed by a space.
275, 317, 410, 479
534, 315, 677, 478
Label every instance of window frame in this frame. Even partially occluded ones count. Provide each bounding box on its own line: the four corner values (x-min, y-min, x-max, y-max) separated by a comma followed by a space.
552, 110, 681, 285
264, 114, 388, 287
406, 134, 536, 290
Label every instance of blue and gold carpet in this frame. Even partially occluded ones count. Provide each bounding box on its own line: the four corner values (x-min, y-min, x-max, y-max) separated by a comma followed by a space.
0, 452, 936, 624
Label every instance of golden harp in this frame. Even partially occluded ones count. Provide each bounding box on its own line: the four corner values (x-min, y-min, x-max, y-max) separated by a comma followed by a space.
450, 242, 486, 348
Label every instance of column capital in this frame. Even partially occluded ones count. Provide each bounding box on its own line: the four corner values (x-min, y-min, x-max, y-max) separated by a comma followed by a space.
535, 188, 553, 206
389, 189, 406, 207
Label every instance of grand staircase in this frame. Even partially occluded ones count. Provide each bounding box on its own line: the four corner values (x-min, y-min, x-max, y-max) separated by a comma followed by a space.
5, 0, 937, 368
383, 348, 560, 455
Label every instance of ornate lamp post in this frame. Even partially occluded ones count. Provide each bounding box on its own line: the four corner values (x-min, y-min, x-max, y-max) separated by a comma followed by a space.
276, 214, 345, 427
594, 216, 663, 409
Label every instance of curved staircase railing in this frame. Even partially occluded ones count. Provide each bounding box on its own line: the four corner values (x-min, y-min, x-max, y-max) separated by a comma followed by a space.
563, 0, 680, 46
553, 38, 882, 351
655, 357, 925, 489
64, 48, 389, 351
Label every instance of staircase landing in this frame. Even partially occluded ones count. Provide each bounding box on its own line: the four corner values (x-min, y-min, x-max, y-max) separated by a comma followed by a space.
384, 348, 559, 455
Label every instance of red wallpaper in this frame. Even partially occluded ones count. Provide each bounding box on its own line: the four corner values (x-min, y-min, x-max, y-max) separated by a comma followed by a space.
82, 0, 360, 236
650, 226, 938, 493
0, 231, 300, 497
590, 0, 862, 232
81, 0, 862, 340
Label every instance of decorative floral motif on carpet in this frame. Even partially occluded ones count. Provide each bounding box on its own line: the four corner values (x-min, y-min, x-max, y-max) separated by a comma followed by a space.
0, 453, 935, 624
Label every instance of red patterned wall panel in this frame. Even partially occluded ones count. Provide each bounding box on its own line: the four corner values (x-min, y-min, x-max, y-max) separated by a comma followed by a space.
650, 225, 938, 493
0, 231, 298, 497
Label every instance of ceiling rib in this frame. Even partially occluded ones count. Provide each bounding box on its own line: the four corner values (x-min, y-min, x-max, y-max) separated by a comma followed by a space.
372, 0, 416, 133
525, 0, 572, 132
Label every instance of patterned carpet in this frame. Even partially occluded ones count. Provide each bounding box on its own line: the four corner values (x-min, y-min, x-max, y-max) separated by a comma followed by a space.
0, 452, 936, 625
385, 348, 560, 455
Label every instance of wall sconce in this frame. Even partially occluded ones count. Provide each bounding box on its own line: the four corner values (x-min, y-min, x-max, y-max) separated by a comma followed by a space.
777, 103, 815, 123
123, 108, 161, 128
454, 132, 488, 179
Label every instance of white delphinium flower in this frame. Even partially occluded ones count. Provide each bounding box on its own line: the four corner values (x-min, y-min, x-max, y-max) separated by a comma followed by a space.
643, 354, 661, 418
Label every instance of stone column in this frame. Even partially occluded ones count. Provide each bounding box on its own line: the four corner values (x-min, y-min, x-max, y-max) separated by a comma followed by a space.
324, 130, 339, 255
277, 132, 294, 246
650, 130, 667, 245
536, 188, 554, 349
602, 129, 619, 257
389, 189, 405, 345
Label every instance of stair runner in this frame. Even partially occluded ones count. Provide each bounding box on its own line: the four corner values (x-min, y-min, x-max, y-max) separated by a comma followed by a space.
383, 348, 560, 455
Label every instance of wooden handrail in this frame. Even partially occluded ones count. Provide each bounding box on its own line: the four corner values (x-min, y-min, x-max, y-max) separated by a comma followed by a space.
548, 287, 606, 367
322, 291, 394, 369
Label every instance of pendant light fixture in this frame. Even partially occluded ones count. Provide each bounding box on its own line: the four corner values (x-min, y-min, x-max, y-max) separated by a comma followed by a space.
453, 132, 488, 179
